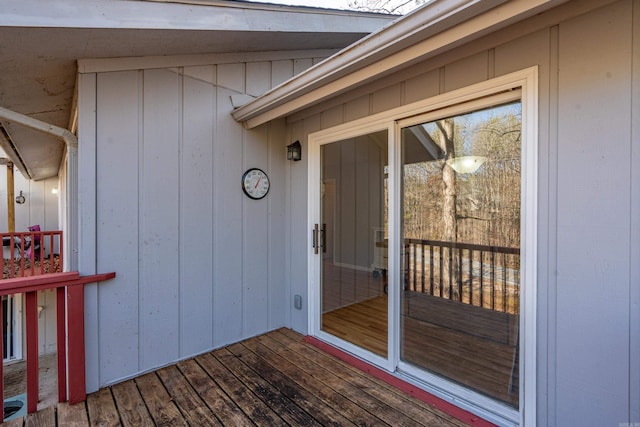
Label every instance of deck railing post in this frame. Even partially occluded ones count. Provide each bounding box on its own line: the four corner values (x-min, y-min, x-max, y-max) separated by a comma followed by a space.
0, 299, 4, 423
56, 287, 67, 402
67, 284, 86, 404
25, 291, 39, 413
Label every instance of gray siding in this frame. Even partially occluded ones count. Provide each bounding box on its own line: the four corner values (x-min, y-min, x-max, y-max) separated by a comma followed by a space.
285, 1, 639, 425
78, 55, 315, 389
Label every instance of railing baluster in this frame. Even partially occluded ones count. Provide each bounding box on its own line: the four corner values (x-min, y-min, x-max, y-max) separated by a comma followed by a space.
19, 237, 25, 277
503, 252, 507, 312
438, 244, 443, 297
429, 243, 434, 296
411, 243, 417, 291
468, 249, 474, 305
25, 291, 39, 413
457, 246, 462, 302
480, 251, 484, 308
420, 243, 425, 293
448, 246, 453, 300
57, 287, 67, 402
490, 250, 495, 310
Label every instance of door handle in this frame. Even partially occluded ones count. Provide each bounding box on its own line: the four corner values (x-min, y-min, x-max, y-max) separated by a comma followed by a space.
312, 224, 319, 254
321, 224, 326, 253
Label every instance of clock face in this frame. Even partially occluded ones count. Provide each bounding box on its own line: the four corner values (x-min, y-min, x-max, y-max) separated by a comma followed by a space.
242, 168, 270, 200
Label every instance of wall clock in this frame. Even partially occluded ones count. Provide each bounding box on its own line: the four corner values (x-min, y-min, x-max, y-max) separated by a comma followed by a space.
242, 168, 270, 200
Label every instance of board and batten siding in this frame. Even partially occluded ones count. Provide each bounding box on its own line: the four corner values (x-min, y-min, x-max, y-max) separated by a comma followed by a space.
284, 1, 639, 425
77, 54, 319, 391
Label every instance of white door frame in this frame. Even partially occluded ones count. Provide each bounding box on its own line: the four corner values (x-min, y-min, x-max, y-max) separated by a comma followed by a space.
307, 67, 538, 427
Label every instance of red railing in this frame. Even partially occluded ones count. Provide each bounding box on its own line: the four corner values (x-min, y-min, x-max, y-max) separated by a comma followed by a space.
1, 230, 63, 278
0, 272, 116, 421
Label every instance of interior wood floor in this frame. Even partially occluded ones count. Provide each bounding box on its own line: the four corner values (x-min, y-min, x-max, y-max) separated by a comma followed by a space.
1, 329, 467, 427
323, 294, 519, 408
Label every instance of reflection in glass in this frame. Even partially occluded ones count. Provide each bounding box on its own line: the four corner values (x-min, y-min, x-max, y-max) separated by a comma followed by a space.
400, 102, 522, 407
320, 131, 388, 357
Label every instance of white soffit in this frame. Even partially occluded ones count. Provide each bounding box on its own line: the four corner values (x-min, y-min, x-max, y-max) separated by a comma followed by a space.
233, 0, 571, 129
0, 0, 393, 180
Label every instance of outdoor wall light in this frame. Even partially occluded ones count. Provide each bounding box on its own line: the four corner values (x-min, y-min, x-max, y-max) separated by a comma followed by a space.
287, 140, 302, 161
446, 156, 487, 174
15, 190, 25, 204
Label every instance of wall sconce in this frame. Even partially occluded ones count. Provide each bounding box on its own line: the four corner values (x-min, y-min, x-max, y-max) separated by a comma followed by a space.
51, 188, 58, 195
446, 156, 487, 174
287, 140, 302, 161
15, 190, 25, 204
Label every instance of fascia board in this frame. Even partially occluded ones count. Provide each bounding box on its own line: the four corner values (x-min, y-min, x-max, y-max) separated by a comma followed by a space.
233, 0, 569, 128
0, 0, 393, 31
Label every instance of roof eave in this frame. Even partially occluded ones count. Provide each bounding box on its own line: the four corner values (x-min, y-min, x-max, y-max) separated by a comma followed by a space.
233, 0, 570, 129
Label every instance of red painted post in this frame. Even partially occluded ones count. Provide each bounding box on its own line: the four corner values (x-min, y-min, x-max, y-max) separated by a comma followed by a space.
56, 287, 67, 402
59, 233, 63, 272
67, 284, 85, 404
0, 298, 4, 423
25, 291, 39, 413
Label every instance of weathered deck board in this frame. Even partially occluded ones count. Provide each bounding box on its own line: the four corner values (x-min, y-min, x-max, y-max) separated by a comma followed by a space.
175, 359, 253, 426
2, 329, 468, 427
86, 387, 120, 426
110, 380, 154, 427
226, 341, 358, 427
275, 328, 468, 427
24, 406, 54, 427
156, 365, 221, 427
56, 402, 89, 426
194, 352, 288, 426
134, 373, 187, 427
261, 333, 425, 427
214, 345, 321, 427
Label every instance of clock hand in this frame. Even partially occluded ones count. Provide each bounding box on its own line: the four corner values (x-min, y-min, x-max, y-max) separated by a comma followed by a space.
255, 176, 262, 188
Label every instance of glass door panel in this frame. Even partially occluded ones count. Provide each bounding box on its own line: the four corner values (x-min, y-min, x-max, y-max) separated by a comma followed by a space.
320, 130, 388, 357
400, 102, 522, 407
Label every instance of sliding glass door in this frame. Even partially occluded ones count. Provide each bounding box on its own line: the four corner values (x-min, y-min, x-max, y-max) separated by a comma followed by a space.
318, 131, 389, 358
309, 70, 535, 423
399, 102, 522, 408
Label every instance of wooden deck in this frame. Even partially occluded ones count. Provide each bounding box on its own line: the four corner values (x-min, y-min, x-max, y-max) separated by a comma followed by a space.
1, 329, 467, 427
